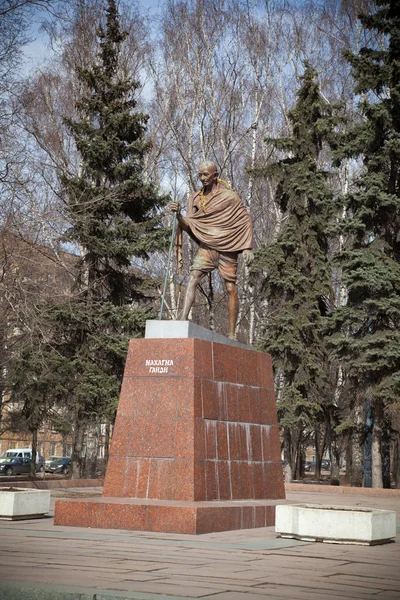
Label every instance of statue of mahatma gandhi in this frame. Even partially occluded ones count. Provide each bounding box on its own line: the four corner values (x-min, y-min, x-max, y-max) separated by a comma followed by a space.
171, 161, 254, 340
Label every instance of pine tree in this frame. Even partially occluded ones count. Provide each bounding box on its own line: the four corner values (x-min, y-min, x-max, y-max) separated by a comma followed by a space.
254, 65, 343, 480
329, 0, 400, 488
61, 0, 168, 476
61, 0, 168, 306
8, 0, 168, 478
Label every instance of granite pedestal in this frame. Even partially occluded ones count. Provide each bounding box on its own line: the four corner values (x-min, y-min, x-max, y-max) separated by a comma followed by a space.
55, 321, 285, 534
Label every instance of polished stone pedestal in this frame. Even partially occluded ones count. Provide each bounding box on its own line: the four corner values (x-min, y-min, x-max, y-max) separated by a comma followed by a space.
55, 322, 285, 534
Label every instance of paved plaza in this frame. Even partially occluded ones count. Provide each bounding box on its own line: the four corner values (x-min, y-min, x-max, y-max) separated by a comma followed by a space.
0, 485, 399, 600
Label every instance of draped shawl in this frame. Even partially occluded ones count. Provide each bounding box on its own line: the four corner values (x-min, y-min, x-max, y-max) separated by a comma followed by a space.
175, 185, 253, 272
189, 186, 253, 249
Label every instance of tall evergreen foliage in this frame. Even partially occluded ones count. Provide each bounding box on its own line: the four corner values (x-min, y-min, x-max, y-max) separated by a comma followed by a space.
8, 0, 168, 476
329, 0, 400, 486
62, 0, 168, 305
254, 66, 343, 477
59, 0, 167, 473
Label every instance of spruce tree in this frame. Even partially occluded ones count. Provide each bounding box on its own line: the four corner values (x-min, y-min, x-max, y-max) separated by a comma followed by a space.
9, 0, 168, 478
329, 0, 400, 488
61, 0, 168, 306
61, 0, 168, 476
254, 65, 343, 480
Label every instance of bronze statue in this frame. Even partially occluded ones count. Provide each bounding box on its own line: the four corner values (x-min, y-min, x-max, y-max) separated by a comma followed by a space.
171, 161, 253, 339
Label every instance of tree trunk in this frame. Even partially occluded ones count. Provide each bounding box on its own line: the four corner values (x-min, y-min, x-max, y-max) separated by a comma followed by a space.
102, 420, 111, 476
235, 264, 248, 340
381, 421, 391, 489
371, 400, 383, 488
207, 273, 215, 331
314, 426, 322, 480
62, 436, 69, 458
344, 432, 352, 485
71, 413, 84, 479
29, 428, 38, 478
330, 441, 341, 486
0, 331, 5, 433
394, 435, 400, 489
283, 426, 293, 483
248, 276, 256, 346
294, 446, 301, 480
84, 421, 98, 479
351, 401, 364, 487
294, 431, 303, 480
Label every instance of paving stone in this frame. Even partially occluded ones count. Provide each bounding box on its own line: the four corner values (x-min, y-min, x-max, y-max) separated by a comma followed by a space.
335, 562, 400, 580
111, 580, 224, 597
324, 575, 400, 592
254, 577, 382, 596
201, 588, 344, 600
0, 487, 399, 600
200, 593, 277, 600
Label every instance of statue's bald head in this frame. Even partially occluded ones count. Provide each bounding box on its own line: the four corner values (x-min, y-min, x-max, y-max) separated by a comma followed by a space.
199, 161, 218, 176
198, 161, 219, 191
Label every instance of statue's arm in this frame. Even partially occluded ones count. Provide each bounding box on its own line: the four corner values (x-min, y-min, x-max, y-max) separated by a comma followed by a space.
170, 201, 190, 232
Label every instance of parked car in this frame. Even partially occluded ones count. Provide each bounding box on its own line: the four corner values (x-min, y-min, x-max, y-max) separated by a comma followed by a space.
0, 457, 44, 476
45, 455, 62, 467
305, 459, 331, 472
45, 457, 71, 475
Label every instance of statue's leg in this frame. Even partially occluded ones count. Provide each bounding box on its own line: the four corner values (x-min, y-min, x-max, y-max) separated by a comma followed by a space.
218, 252, 239, 339
224, 280, 238, 340
181, 270, 203, 320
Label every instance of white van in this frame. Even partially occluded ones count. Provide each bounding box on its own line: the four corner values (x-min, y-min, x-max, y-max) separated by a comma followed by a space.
1, 448, 44, 468
3, 448, 34, 458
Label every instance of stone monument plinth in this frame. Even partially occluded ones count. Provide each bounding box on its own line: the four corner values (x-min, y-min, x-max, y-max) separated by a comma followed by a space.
54, 321, 285, 534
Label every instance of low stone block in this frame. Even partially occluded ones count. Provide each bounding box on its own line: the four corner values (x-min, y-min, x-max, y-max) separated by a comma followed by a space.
275, 503, 396, 545
54, 496, 278, 534
0, 488, 51, 520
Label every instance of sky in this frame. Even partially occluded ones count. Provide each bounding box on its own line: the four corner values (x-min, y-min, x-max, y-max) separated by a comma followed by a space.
22, 0, 163, 75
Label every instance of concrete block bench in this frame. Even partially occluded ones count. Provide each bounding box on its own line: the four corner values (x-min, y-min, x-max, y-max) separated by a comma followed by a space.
276, 503, 396, 545
0, 487, 51, 520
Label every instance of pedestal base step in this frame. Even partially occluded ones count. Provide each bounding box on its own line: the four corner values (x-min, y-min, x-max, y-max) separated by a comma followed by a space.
54, 496, 280, 534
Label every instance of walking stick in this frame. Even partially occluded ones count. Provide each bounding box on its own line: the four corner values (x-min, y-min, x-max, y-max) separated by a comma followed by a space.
159, 210, 178, 320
